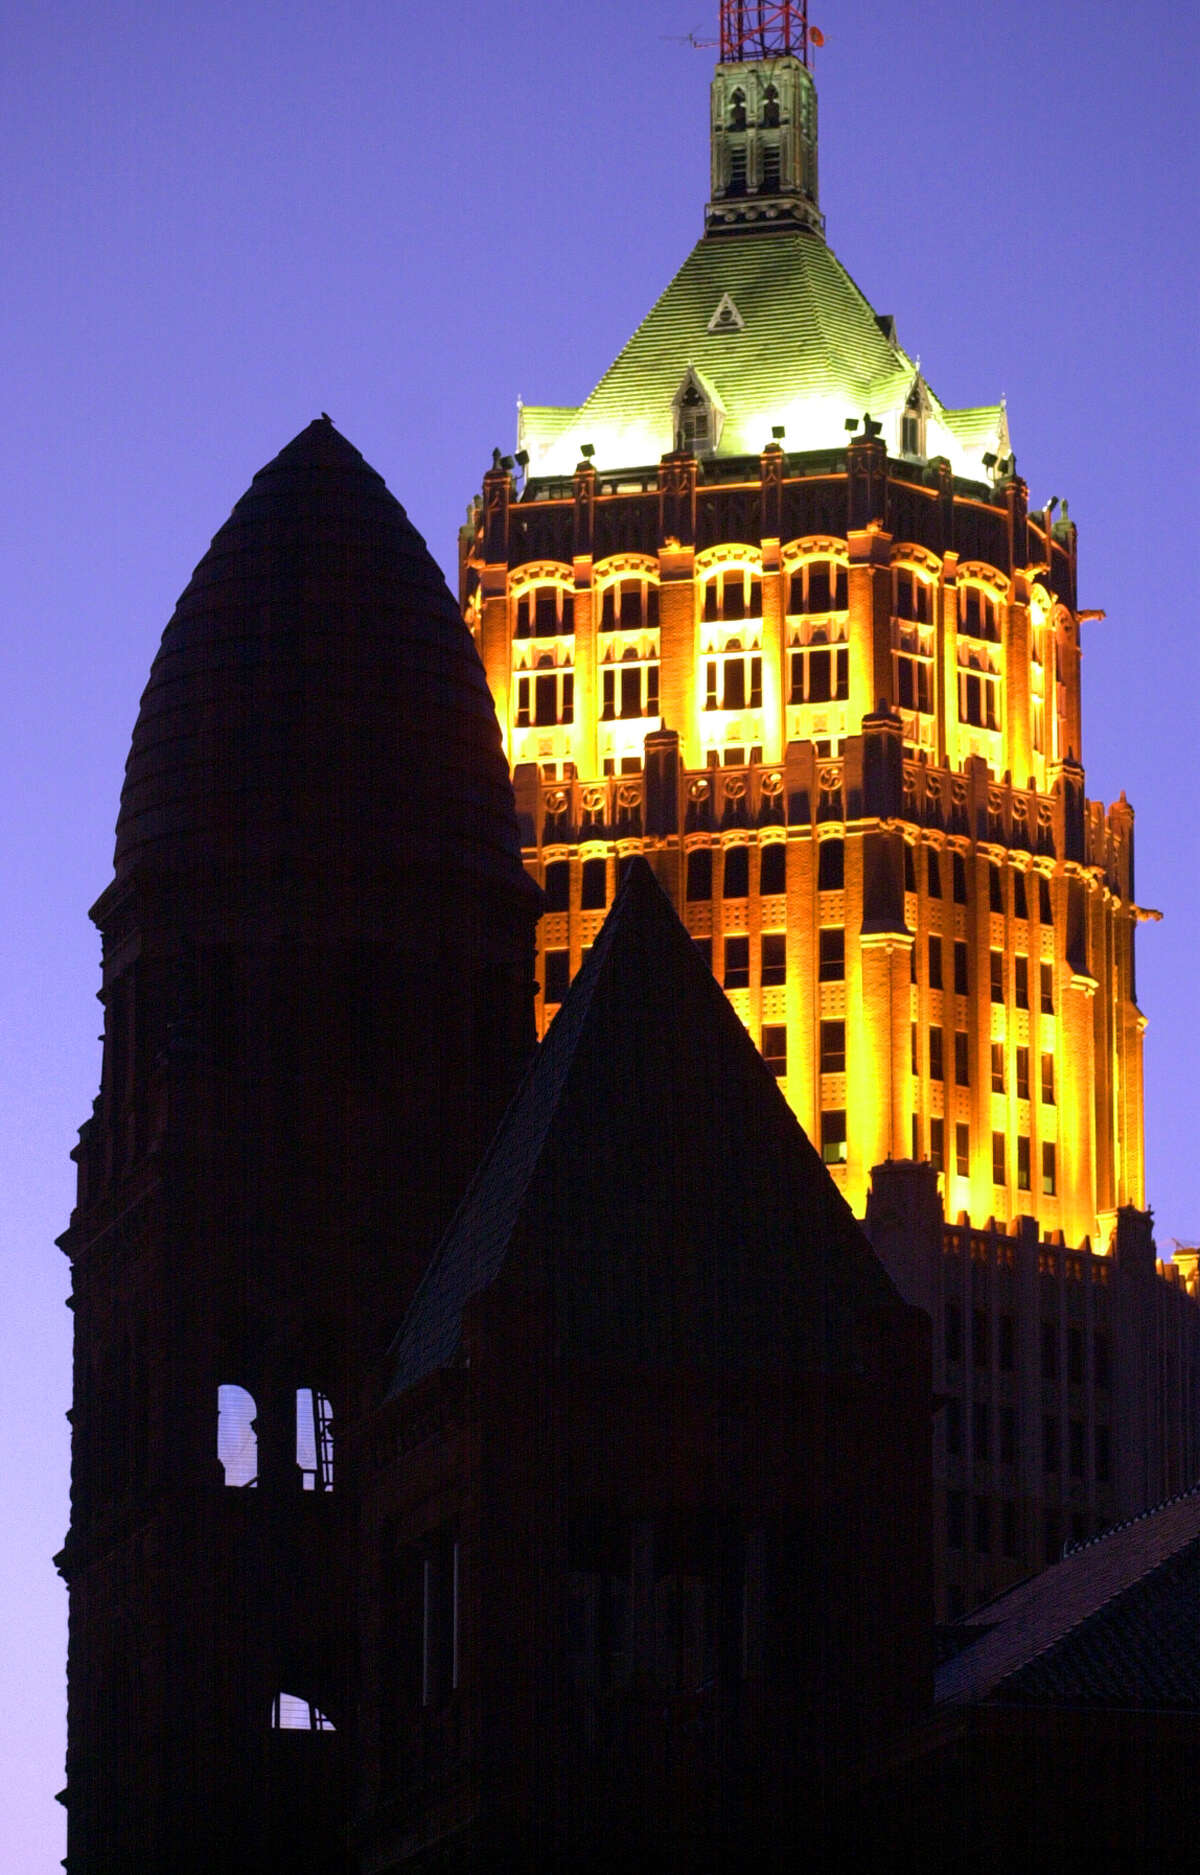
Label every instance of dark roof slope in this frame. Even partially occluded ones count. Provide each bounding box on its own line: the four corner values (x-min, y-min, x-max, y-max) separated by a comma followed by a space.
937, 1485, 1200, 1709
115, 417, 523, 892
389, 857, 899, 1396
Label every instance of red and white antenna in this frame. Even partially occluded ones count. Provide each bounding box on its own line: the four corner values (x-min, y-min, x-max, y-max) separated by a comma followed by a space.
719, 2, 824, 66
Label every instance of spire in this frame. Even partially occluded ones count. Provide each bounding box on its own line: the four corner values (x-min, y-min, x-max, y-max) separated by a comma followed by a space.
707, 4, 824, 237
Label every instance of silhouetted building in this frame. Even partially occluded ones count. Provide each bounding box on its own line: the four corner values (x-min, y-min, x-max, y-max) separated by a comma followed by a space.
59, 417, 931, 1872
459, 7, 1200, 1615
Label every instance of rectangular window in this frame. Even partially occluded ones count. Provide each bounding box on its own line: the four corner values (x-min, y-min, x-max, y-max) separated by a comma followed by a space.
1002, 1499, 1019, 1558
953, 941, 968, 996
989, 864, 1004, 913
760, 843, 786, 894
1068, 1325, 1084, 1387
930, 1116, 944, 1172
723, 846, 749, 898
992, 1132, 1006, 1186
1000, 1406, 1016, 1467
1041, 1052, 1055, 1105
1095, 1424, 1112, 1483
911, 1023, 918, 1076
619, 665, 642, 719
543, 859, 569, 911
953, 853, 968, 904
544, 950, 570, 1006
1039, 875, 1053, 924
972, 1308, 988, 1369
911, 1112, 921, 1160
1042, 1141, 1057, 1196
928, 936, 943, 990
817, 839, 844, 891
1014, 956, 1029, 1010
990, 951, 1004, 1002
946, 1489, 965, 1550
515, 674, 532, 726
1013, 872, 1029, 920
820, 1109, 847, 1165
818, 929, 845, 981
1041, 961, 1054, 1014
944, 1398, 962, 1459
998, 1314, 1015, 1373
930, 1026, 944, 1082
1017, 1135, 1031, 1190
724, 935, 750, 989
581, 857, 608, 909
955, 1122, 969, 1179
927, 849, 942, 898
761, 933, 786, 986
686, 848, 713, 901
1016, 1047, 1030, 1101
819, 1020, 846, 1075
990, 1042, 1005, 1094
955, 1031, 970, 1086
761, 1025, 787, 1078
944, 1300, 963, 1364
1069, 1419, 1085, 1479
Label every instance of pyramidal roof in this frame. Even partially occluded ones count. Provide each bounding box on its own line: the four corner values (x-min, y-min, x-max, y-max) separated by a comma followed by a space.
521, 230, 1005, 484
389, 858, 899, 1396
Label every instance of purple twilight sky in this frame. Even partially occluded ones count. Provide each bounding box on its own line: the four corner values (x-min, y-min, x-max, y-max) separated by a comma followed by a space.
2, 0, 1197, 1860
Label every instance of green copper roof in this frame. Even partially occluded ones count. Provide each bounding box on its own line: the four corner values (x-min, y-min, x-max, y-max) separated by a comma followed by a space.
520, 229, 1006, 484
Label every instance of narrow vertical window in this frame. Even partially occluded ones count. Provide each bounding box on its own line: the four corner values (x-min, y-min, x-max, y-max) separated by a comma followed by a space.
759, 843, 786, 894
954, 941, 969, 995
761, 1025, 787, 1078
955, 1123, 969, 1178
955, 1032, 969, 1086
1040, 962, 1055, 1014
990, 951, 1004, 1002
1042, 1141, 1057, 1196
928, 937, 943, 990
218, 1385, 258, 1489
296, 1389, 334, 1492
992, 1132, 1006, 1186
686, 848, 713, 901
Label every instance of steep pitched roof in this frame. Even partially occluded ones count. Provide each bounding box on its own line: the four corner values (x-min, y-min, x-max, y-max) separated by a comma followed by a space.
519, 230, 1003, 484
937, 1485, 1200, 1709
389, 857, 898, 1396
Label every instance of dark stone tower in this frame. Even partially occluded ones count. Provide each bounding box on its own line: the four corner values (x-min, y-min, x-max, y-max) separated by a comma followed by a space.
58, 419, 538, 1872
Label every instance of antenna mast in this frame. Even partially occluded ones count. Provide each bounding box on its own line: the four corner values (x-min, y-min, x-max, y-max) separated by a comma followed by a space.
720, 1, 812, 65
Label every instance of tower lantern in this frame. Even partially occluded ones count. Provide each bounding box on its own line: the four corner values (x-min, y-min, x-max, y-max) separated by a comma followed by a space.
720, 0, 813, 65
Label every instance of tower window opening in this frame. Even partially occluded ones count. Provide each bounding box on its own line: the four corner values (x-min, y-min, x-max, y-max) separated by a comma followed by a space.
789, 561, 847, 614
1014, 957, 1029, 1010
989, 864, 1004, 913
954, 941, 968, 996
1039, 875, 1053, 923
817, 839, 844, 891
900, 392, 926, 459
516, 585, 574, 639
296, 1389, 334, 1492
928, 936, 943, 990
790, 644, 848, 705
760, 843, 786, 895
1043, 1142, 1058, 1197
818, 928, 845, 981
761, 84, 780, 127
959, 669, 1000, 731
992, 1132, 1006, 1186
601, 578, 658, 632
954, 1032, 969, 1086
723, 934, 750, 989
727, 144, 748, 196
1013, 872, 1029, 921
761, 1024, 787, 1078
821, 1108, 847, 1166
930, 1026, 944, 1083
1017, 1136, 1032, 1191
894, 640, 932, 714
1041, 1052, 1055, 1105
543, 859, 569, 911
930, 1117, 944, 1173
581, 857, 608, 909
686, 848, 713, 901
1040, 962, 1055, 1014
760, 144, 781, 193
704, 651, 763, 712
422, 1536, 460, 1707
894, 569, 933, 624
272, 1694, 335, 1732
991, 1043, 1005, 1095
990, 951, 1004, 1002
217, 1384, 258, 1489
955, 1123, 970, 1178
1016, 1047, 1030, 1101
927, 849, 942, 898
819, 1020, 845, 1075
952, 853, 968, 904
761, 932, 787, 985
723, 846, 750, 899
960, 586, 1000, 643
728, 87, 747, 131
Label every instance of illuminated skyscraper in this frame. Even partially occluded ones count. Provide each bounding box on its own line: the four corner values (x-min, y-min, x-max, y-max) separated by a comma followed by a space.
462, 2, 1200, 1614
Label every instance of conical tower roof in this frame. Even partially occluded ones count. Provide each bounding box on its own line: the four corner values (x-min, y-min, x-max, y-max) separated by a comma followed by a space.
114, 417, 525, 894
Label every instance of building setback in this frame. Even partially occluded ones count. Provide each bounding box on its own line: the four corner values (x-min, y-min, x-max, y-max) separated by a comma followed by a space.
459, 7, 1200, 1616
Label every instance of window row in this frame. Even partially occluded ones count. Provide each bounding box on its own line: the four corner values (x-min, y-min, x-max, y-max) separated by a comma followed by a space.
944, 1308, 1110, 1389
905, 849, 1055, 920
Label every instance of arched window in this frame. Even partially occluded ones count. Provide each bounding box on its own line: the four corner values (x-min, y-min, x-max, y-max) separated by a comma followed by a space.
761, 84, 780, 127
217, 1385, 258, 1488
295, 1388, 334, 1492
272, 1693, 336, 1732
728, 87, 747, 130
